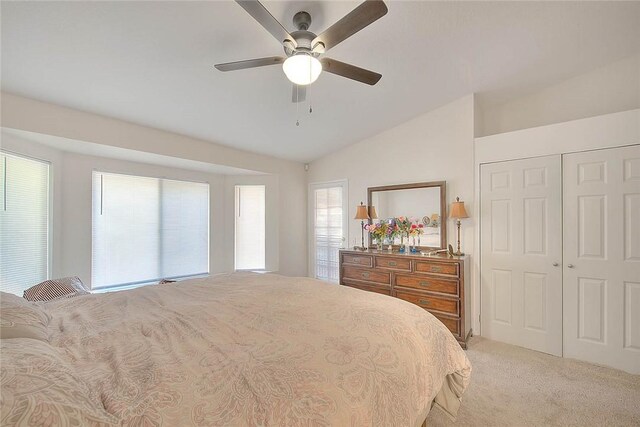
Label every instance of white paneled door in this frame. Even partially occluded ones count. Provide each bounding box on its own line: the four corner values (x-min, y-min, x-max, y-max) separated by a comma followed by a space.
481, 155, 563, 356
563, 145, 640, 374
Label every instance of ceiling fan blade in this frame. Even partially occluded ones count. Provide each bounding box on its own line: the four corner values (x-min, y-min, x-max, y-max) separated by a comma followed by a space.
236, 0, 297, 47
312, 0, 388, 52
214, 56, 285, 72
320, 58, 382, 85
292, 84, 306, 103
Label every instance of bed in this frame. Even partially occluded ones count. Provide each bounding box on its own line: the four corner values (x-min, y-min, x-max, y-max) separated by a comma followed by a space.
1, 272, 471, 426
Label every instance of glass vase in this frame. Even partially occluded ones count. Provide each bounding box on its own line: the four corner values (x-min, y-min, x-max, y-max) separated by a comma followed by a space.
399, 234, 406, 253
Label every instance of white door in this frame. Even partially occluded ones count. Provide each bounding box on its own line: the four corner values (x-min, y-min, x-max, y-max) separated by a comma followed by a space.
309, 181, 348, 283
563, 145, 640, 374
481, 155, 563, 356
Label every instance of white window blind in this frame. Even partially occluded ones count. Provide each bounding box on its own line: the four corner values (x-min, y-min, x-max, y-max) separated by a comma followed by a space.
313, 185, 344, 283
234, 185, 265, 270
92, 172, 209, 289
0, 152, 50, 295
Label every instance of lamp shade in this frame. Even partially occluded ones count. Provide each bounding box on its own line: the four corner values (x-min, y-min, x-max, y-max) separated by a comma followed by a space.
283, 54, 322, 86
430, 213, 440, 222
368, 206, 378, 219
354, 202, 370, 220
449, 197, 469, 219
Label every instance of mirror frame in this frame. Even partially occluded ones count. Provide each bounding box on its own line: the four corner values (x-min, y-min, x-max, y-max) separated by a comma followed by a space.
367, 181, 447, 250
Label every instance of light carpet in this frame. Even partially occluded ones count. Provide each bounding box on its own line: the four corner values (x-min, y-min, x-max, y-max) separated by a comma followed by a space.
427, 337, 640, 426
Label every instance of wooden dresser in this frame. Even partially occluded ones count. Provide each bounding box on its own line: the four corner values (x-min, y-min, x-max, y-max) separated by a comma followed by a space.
339, 249, 471, 348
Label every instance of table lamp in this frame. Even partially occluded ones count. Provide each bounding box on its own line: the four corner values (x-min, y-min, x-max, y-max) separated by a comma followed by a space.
449, 197, 469, 256
354, 202, 370, 250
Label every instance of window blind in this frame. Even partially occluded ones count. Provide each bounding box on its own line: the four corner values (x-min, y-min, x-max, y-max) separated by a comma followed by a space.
234, 185, 265, 270
0, 152, 50, 295
92, 172, 209, 289
314, 186, 344, 283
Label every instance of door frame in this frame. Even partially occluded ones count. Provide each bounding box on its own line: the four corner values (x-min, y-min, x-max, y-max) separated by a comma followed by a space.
474, 108, 640, 336
307, 179, 349, 281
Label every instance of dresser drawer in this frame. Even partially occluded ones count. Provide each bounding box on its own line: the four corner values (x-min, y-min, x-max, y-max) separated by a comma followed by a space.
343, 281, 392, 296
433, 313, 461, 337
342, 266, 390, 285
394, 274, 459, 296
374, 256, 411, 271
414, 260, 459, 277
342, 253, 373, 267
395, 290, 459, 316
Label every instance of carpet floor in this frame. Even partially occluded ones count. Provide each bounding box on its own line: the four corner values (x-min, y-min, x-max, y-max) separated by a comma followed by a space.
427, 337, 640, 426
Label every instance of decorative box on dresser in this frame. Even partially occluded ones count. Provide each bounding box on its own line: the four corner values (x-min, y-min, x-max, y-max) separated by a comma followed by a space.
339, 249, 472, 349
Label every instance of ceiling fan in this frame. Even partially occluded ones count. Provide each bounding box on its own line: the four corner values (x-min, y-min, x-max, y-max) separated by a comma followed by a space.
215, 0, 388, 103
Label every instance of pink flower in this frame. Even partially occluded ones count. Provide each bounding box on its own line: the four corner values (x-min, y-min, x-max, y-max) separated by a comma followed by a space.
411, 224, 417, 229
418, 223, 424, 228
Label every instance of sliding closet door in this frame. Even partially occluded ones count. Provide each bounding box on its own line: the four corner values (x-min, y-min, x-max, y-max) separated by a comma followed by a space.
563, 145, 640, 374
481, 155, 563, 356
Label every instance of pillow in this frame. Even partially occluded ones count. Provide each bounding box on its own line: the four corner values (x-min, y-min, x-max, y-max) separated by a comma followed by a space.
23, 276, 89, 301
0, 292, 50, 341
0, 339, 119, 426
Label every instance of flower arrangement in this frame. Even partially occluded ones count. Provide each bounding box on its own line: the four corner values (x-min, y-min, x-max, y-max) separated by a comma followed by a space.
366, 217, 424, 251
409, 221, 425, 237
363, 221, 388, 242
396, 216, 413, 237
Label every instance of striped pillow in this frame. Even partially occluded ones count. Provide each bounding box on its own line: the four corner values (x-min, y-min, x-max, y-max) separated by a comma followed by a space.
23, 277, 89, 302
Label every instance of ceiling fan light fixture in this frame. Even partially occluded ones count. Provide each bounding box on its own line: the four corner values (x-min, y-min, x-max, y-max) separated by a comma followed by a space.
283, 54, 322, 86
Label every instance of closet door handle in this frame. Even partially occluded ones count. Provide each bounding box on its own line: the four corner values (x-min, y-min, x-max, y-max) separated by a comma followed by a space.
552, 262, 559, 267
567, 264, 574, 269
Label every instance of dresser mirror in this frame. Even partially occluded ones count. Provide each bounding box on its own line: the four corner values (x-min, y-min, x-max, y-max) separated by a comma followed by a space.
368, 181, 447, 249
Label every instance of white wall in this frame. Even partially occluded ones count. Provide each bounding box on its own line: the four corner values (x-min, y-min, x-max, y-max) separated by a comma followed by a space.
1, 92, 308, 277
480, 54, 640, 136
308, 94, 476, 255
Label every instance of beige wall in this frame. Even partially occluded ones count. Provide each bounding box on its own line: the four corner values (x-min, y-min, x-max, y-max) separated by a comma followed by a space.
1, 93, 308, 277
308, 94, 476, 255
480, 54, 640, 136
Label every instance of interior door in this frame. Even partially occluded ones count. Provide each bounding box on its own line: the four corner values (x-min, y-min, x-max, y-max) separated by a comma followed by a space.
481, 155, 563, 356
563, 145, 640, 374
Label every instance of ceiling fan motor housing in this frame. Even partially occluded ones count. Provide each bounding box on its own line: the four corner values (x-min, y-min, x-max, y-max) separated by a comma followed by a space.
284, 12, 321, 57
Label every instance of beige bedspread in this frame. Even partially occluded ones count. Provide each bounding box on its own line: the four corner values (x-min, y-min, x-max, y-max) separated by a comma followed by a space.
37, 273, 471, 426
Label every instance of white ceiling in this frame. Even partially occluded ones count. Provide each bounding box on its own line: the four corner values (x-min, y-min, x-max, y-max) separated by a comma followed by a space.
2, 1, 639, 162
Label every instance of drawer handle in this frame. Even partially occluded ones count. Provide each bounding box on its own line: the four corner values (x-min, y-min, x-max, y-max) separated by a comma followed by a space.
419, 299, 430, 306
419, 281, 430, 287
362, 272, 370, 279
431, 266, 442, 273
388, 261, 397, 267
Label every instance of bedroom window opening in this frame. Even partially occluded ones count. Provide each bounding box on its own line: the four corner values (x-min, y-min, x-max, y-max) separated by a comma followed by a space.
311, 182, 347, 283
0, 151, 50, 296
234, 185, 266, 271
92, 171, 209, 289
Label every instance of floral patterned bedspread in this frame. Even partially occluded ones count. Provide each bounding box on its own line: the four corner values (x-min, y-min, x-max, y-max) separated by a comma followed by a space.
41, 272, 471, 426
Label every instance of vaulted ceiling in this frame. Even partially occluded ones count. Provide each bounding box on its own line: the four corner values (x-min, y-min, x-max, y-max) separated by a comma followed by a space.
2, 1, 639, 162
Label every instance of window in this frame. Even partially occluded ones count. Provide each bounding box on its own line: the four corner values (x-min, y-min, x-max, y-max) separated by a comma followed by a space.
92, 172, 209, 289
0, 152, 50, 295
234, 185, 265, 270
310, 181, 347, 283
